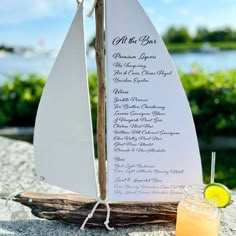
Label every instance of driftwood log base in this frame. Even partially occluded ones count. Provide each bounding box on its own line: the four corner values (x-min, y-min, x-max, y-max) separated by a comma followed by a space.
13, 193, 178, 227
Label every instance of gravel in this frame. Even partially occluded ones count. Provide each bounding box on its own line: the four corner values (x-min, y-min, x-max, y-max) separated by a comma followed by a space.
0, 136, 235, 236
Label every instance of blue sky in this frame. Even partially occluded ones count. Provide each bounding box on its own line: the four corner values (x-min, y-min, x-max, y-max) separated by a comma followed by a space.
1, 0, 236, 50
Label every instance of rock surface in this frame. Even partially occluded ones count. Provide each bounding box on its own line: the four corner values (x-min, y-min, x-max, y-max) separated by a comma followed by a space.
0, 136, 235, 236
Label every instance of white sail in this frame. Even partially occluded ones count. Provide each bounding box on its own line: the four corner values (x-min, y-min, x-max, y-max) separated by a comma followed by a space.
34, 3, 98, 199
106, 0, 202, 202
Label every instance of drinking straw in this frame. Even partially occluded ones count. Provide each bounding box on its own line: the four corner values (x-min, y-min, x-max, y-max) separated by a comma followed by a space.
210, 152, 216, 183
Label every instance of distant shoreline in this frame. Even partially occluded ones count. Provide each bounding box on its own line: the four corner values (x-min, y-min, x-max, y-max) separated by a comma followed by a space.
167, 42, 236, 53
1, 49, 236, 83
2, 41, 236, 55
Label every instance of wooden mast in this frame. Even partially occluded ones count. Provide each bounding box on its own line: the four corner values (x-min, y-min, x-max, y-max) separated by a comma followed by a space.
95, 0, 106, 200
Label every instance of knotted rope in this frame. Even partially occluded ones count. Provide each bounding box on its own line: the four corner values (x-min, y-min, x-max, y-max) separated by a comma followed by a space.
80, 198, 114, 230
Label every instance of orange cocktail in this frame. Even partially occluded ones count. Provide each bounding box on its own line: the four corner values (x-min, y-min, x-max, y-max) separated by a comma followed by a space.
176, 185, 221, 236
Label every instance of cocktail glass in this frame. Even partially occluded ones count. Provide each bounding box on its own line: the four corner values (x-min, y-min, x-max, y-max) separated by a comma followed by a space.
175, 185, 221, 236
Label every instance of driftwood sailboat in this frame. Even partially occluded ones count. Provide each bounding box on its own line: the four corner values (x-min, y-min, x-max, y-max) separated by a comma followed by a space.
14, 0, 202, 228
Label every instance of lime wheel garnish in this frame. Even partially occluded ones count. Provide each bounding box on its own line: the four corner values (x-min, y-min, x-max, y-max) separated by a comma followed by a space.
204, 183, 231, 208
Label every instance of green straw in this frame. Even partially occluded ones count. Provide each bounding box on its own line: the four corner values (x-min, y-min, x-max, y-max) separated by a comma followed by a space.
210, 152, 216, 183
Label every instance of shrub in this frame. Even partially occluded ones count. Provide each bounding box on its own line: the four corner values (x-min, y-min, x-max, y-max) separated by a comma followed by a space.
0, 74, 45, 127
180, 65, 236, 136
0, 73, 99, 132
0, 68, 236, 137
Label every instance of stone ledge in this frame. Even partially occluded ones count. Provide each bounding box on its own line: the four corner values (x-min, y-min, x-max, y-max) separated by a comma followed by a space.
0, 136, 235, 235
0, 127, 34, 143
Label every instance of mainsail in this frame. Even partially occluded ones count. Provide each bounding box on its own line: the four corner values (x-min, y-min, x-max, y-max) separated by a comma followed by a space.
34, 2, 98, 199
106, 0, 202, 202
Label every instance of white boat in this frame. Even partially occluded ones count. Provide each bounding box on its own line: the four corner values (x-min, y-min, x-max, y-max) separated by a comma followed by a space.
200, 43, 219, 53
0, 50, 10, 58
33, 0, 202, 229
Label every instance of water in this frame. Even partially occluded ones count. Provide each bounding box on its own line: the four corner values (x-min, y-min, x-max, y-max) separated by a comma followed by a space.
1, 50, 236, 83
172, 50, 236, 72
0, 54, 54, 82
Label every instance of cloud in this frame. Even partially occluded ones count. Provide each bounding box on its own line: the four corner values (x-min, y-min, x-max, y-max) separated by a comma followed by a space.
145, 7, 157, 15
178, 8, 190, 16
192, 15, 208, 25
0, 0, 78, 25
0, 0, 98, 25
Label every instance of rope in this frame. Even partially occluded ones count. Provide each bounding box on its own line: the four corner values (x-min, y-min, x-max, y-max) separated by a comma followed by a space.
5, 176, 44, 208
76, 0, 82, 5
87, 0, 97, 17
80, 198, 114, 230
76, 0, 97, 17
76, 0, 84, 10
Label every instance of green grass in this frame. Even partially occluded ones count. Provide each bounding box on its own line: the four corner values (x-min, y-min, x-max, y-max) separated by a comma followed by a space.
166, 42, 203, 53
211, 42, 236, 50
166, 41, 236, 53
201, 150, 236, 190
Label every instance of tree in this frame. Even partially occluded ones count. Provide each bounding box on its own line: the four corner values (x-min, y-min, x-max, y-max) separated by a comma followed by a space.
194, 27, 209, 42
163, 26, 192, 43
208, 27, 236, 42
